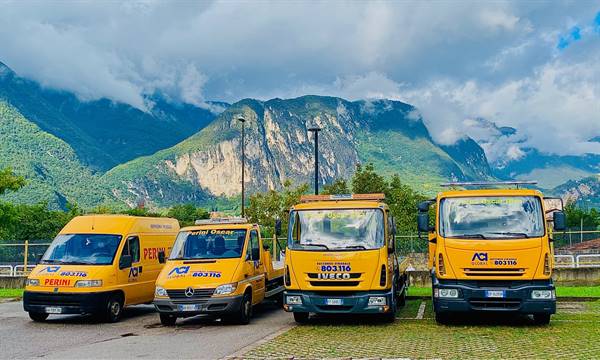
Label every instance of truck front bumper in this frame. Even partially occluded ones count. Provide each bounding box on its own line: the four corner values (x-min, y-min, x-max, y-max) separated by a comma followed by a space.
432, 278, 556, 315
154, 295, 243, 317
23, 290, 111, 315
283, 290, 394, 314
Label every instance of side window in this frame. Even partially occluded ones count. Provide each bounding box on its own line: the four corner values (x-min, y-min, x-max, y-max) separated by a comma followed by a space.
249, 230, 260, 261
122, 236, 140, 263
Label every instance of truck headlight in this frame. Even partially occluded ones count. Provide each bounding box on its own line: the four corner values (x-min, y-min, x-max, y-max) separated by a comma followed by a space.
74, 280, 102, 287
531, 290, 555, 300
286, 295, 302, 305
214, 283, 237, 295
26, 278, 40, 287
155, 286, 168, 298
368, 296, 387, 306
435, 288, 459, 298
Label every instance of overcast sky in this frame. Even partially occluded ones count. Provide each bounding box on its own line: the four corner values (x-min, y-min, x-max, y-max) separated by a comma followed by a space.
1, 0, 599, 159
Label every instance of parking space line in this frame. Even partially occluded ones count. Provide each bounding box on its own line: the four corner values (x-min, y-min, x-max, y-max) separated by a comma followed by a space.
416, 301, 426, 319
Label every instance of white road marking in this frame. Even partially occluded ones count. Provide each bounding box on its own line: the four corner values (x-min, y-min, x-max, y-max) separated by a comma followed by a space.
416, 301, 426, 319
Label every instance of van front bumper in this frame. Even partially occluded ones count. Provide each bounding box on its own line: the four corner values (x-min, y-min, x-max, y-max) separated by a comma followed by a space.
283, 290, 394, 314
432, 278, 556, 315
23, 290, 111, 315
153, 295, 243, 316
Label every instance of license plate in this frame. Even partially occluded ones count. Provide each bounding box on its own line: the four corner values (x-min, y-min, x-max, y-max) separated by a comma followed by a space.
178, 304, 201, 312
325, 298, 343, 305
45, 307, 62, 314
485, 290, 505, 298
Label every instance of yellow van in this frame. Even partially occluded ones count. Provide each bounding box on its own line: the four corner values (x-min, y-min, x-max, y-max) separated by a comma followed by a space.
154, 218, 284, 325
23, 215, 179, 322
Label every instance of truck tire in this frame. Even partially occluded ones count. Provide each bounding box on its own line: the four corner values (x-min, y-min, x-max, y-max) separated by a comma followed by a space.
237, 292, 253, 325
29, 312, 49, 322
435, 311, 451, 325
275, 292, 284, 308
160, 313, 177, 326
533, 313, 551, 325
103, 293, 124, 323
293, 312, 310, 324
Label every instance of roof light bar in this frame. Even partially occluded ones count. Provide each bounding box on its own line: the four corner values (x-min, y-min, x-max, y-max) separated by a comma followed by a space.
300, 193, 385, 202
194, 217, 248, 225
440, 181, 537, 188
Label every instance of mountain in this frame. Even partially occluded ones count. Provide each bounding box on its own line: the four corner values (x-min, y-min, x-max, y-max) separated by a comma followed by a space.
103, 96, 493, 208
0, 101, 113, 209
552, 175, 600, 208
0, 61, 222, 172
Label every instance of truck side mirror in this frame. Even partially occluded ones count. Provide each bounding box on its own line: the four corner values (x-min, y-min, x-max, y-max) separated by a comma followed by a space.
417, 212, 432, 233
553, 211, 567, 231
119, 254, 132, 270
158, 250, 166, 264
263, 243, 270, 251
418, 201, 431, 212
275, 218, 282, 236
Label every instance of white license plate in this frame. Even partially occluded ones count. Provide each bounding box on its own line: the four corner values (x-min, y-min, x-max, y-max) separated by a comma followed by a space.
45, 307, 62, 314
485, 290, 505, 298
178, 304, 201, 312
325, 298, 343, 306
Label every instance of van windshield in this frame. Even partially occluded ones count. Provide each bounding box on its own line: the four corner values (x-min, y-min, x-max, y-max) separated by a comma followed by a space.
288, 209, 384, 251
440, 196, 545, 239
169, 229, 247, 260
41, 234, 122, 265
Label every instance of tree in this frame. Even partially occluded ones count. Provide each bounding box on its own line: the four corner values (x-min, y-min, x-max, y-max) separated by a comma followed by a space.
564, 203, 600, 229
167, 204, 210, 227
351, 163, 389, 195
386, 174, 428, 232
0, 168, 25, 196
322, 179, 350, 195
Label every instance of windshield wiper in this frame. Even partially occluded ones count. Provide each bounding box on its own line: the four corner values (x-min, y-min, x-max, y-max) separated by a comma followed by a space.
60, 261, 98, 265
304, 243, 330, 250
451, 234, 487, 239
488, 232, 529, 238
342, 245, 367, 250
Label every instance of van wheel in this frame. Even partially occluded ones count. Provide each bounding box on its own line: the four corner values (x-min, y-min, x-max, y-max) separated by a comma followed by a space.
533, 313, 551, 325
236, 292, 252, 325
435, 311, 451, 325
293, 312, 309, 324
104, 294, 124, 323
29, 312, 49, 322
160, 313, 177, 326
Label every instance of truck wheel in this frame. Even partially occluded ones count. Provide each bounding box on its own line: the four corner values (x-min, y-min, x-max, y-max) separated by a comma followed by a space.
397, 287, 406, 308
275, 293, 284, 308
435, 311, 451, 325
104, 294, 124, 323
293, 312, 309, 324
29, 312, 49, 322
236, 292, 253, 325
533, 313, 551, 325
159, 313, 177, 326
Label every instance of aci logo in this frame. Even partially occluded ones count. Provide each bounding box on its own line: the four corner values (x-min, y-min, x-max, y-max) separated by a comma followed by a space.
472, 252, 488, 262
129, 266, 142, 279
168, 266, 190, 277
40, 266, 61, 273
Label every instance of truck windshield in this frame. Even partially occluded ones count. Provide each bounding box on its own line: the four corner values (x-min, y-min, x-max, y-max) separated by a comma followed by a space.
170, 229, 247, 260
440, 196, 545, 239
288, 209, 384, 251
41, 234, 122, 265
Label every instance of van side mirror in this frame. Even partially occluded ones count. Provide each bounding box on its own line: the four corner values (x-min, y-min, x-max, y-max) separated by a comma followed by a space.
553, 211, 567, 231
417, 212, 432, 233
119, 254, 132, 270
275, 219, 282, 236
158, 250, 166, 264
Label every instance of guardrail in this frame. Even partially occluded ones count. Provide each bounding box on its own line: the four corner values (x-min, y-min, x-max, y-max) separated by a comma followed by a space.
575, 254, 600, 268
553, 254, 576, 268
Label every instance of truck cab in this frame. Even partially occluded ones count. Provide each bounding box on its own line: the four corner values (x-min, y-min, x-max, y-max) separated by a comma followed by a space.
417, 182, 567, 325
153, 218, 284, 325
282, 194, 408, 323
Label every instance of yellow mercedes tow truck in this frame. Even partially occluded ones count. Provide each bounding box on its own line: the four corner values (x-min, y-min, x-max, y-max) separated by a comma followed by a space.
153, 218, 284, 325
281, 194, 408, 323
417, 181, 566, 325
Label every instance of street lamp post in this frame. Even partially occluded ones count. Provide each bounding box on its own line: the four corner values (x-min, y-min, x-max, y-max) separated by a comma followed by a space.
238, 116, 246, 217
308, 126, 322, 195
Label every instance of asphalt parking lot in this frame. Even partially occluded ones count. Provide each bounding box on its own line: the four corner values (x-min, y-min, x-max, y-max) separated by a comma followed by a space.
0, 300, 293, 359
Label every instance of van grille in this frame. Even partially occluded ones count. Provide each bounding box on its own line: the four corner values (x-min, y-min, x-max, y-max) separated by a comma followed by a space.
463, 268, 525, 277
167, 288, 214, 303
26, 292, 82, 307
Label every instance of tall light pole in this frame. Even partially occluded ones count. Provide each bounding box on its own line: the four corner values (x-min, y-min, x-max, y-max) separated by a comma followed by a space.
308, 125, 322, 195
238, 116, 246, 217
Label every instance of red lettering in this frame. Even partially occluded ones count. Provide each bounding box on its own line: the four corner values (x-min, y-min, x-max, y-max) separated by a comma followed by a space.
44, 278, 70, 286
144, 248, 149, 260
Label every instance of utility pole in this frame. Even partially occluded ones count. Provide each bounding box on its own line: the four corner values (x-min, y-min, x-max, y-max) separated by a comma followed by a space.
308, 126, 322, 195
238, 116, 246, 217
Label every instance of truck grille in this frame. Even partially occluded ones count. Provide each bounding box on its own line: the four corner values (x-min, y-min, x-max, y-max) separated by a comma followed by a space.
463, 268, 525, 277
167, 288, 214, 304
469, 298, 521, 310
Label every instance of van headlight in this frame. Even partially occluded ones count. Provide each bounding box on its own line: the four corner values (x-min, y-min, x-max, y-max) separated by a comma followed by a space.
155, 286, 168, 298
74, 280, 102, 287
531, 290, 555, 300
26, 278, 40, 287
434, 288, 460, 298
214, 283, 237, 295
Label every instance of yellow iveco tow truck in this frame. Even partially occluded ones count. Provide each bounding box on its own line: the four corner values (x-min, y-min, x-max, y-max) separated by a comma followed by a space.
24, 215, 179, 322
281, 194, 408, 323
417, 181, 566, 325
153, 218, 284, 325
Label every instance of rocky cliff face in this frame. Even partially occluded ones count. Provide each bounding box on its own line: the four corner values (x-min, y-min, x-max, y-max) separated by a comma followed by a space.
104, 96, 493, 207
